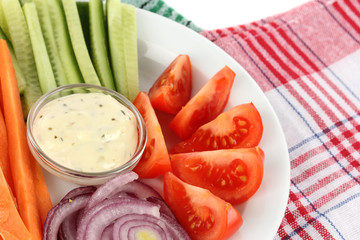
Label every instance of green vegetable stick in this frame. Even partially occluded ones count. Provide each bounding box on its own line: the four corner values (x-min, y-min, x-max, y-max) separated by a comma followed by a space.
33, 0, 68, 87
121, 3, 139, 101
0, 27, 26, 94
48, 0, 83, 85
1, 0, 42, 114
23, 2, 57, 93
62, 0, 101, 86
107, 0, 128, 97
0, 4, 10, 42
89, 0, 115, 90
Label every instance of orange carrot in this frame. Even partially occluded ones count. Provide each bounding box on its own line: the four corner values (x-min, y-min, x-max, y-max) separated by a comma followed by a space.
0, 107, 14, 192
0, 168, 32, 240
32, 155, 53, 226
0, 39, 46, 239
0, 230, 19, 240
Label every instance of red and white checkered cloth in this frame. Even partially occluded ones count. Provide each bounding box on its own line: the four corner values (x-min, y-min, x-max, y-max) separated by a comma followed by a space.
200, 0, 360, 239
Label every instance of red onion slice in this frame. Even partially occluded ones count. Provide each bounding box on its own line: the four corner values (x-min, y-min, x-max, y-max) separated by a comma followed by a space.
43, 194, 91, 240
62, 186, 97, 200
83, 199, 160, 240
159, 213, 191, 240
85, 171, 138, 209
100, 224, 114, 240
59, 211, 79, 240
76, 197, 134, 240
43, 172, 189, 239
113, 214, 167, 239
126, 223, 166, 240
111, 213, 190, 240
146, 196, 176, 219
108, 180, 162, 200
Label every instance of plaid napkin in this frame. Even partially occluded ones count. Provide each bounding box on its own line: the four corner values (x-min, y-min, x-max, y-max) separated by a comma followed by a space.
200, 0, 360, 239
131, 0, 360, 239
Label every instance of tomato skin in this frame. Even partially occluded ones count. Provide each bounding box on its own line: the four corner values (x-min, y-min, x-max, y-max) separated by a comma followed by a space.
148, 54, 192, 114
170, 66, 235, 140
170, 147, 264, 204
163, 172, 243, 240
132, 92, 171, 178
170, 103, 263, 154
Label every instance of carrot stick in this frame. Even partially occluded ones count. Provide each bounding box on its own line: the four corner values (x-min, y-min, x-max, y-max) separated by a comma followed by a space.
0, 168, 32, 240
0, 107, 14, 192
32, 155, 53, 226
0, 39, 43, 239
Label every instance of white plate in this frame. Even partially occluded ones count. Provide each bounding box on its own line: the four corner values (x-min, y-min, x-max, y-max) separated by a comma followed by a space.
44, 8, 290, 240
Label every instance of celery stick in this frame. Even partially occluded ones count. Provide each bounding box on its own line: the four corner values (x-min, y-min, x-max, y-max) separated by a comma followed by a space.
89, 0, 115, 90
0, 27, 26, 94
62, 0, 101, 86
107, 0, 128, 97
1, 0, 42, 114
121, 3, 139, 101
48, 0, 83, 85
23, 2, 57, 93
33, 0, 68, 87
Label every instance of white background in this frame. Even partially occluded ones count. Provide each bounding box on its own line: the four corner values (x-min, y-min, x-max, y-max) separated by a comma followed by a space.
165, 0, 310, 29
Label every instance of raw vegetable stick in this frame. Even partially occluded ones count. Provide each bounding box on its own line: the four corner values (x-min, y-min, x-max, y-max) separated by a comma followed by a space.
23, 2, 57, 93
33, 0, 68, 87
0, 39, 43, 240
0, 169, 32, 240
121, 3, 139, 101
108, 1, 139, 100
77, 0, 90, 53
62, 0, 101, 86
0, 4, 10, 41
107, 0, 128, 97
48, 0, 83, 84
1, 0, 42, 115
89, 0, 115, 90
0, 107, 14, 192
31, 154, 53, 227
0, 27, 26, 94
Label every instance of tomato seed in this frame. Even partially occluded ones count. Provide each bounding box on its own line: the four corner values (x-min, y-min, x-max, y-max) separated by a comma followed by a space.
240, 176, 247, 182
239, 128, 248, 134
237, 120, 247, 126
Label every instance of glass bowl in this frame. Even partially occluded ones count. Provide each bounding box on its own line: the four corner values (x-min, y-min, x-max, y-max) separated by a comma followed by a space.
27, 84, 146, 185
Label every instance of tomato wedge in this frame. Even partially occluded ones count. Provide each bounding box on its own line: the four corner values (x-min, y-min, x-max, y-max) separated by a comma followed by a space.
170, 147, 264, 204
170, 103, 263, 154
170, 66, 235, 140
132, 92, 171, 178
163, 172, 243, 240
148, 54, 192, 114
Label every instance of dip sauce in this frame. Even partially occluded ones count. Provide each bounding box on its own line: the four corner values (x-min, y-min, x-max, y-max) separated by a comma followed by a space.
32, 92, 138, 172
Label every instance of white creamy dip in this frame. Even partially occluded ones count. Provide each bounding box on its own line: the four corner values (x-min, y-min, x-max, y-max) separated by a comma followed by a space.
32, 92, 138, 172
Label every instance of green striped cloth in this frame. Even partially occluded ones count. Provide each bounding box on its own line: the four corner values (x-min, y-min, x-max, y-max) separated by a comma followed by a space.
123, 0, 202, 32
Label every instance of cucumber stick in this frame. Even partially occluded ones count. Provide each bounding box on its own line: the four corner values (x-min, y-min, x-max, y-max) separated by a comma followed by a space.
1, 0, 42, 114
107, 0, 127, 97
0, 27, 26, 94
23, 2, 57, 93
0, 5, 10, 42
76, 1, 90, 53
107, 0, 139, 100
33, 0, 68, 87
121, 3, 139, 101
48, 0, 83, 85
62, 0, 100, 86
89, 0, 115, 90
